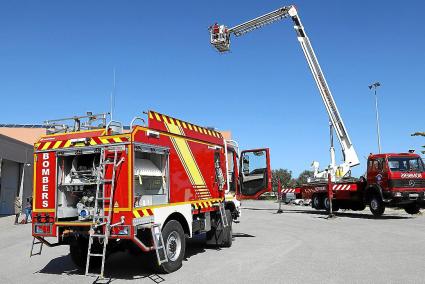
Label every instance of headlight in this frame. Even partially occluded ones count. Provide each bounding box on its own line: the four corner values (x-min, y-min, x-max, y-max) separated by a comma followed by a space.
394, 192, 402, 197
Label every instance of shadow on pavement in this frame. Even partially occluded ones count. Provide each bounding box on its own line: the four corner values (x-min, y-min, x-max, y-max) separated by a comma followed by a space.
34, 232, 253, 282
232, 232, 255, 238
243, 207, 278, 211
36, 252, 164, 283
272, 208, 412, 220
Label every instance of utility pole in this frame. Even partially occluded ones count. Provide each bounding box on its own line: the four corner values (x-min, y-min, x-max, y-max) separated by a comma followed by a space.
368, 82, 382, 154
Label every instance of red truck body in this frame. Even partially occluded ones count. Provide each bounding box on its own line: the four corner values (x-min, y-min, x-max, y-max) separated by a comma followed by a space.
31, 110, 271, 274
300, 153, 425, 216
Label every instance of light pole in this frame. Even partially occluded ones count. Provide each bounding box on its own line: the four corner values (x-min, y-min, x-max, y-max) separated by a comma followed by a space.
368, 82, 382, 154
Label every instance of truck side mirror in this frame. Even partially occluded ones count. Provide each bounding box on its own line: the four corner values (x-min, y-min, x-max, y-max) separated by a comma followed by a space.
242, 156, 250, 174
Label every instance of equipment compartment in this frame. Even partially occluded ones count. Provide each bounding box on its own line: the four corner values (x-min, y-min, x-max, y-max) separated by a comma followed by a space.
56, 152, 100, 220
133, 146, 169, 207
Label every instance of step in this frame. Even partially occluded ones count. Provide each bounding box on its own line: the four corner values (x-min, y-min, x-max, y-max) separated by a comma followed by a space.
91, 234, 106, 238
86, 273, 103, 278
89, 253, 103, 257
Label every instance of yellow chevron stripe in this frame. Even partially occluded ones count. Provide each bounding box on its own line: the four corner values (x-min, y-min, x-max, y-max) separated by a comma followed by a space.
149, 112, 154, 119
154, 112, 161, 121
133, 210, 141, 218
164, 122, 207, 187
176, 120, 181, 127
193, 203, 198, 209
113, 137, 122, 143
169, 117, 175, 125
182, 122, 187, 129
63, 140, 72, 148
100, 138, 109, 144
42, 142, 51, 150
141, 209, 149, 216
52, 141, 62, 149
89, 139, 97, 146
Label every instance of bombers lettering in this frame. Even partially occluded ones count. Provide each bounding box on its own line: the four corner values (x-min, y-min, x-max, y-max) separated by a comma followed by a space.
41, 153, 50, 207
401, 173, 422, 179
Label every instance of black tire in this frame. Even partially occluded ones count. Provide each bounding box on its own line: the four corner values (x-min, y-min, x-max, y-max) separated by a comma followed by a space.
323, 197, 330, 211
156, 220, 186, 274
369, 195, 385, 217
221, 210, 233, 248
206, 210, 233, 248
404, 204, 420, 215
70, 237, 102, 270
70, 238, 88, 269
312, 194, 321, 209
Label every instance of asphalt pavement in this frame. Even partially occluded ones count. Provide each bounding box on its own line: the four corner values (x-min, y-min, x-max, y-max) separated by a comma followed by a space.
1, 200, 424, 284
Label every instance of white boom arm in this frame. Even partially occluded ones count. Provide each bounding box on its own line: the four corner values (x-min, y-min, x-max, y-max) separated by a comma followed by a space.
210, 5, 360, 180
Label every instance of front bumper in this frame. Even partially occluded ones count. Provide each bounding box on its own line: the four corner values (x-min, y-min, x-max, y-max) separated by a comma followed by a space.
383, 190, 425, 207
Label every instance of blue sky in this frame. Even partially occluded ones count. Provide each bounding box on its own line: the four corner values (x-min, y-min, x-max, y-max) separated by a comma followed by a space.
1, 1, 424, 177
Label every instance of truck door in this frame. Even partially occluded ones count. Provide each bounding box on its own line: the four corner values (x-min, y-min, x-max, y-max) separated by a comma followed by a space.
238, 148, 271, 199
367, 158, 386, 188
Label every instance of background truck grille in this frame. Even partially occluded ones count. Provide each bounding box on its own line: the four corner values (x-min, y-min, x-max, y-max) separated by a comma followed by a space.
390, 179, 425, 188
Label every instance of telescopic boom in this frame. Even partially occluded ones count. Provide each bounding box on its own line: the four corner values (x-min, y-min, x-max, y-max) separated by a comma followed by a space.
210, 5, 360, 180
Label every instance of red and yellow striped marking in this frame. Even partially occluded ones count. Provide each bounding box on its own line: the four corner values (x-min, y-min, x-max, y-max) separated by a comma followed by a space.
133, 208, 154, 218
149, 111, 222, 138
35, 136, 129, 151
192, 200, 214, 210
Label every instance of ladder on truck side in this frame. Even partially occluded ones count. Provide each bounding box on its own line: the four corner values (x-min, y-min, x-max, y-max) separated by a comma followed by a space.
218, 202, 228, 228
30, 237, 44, 257
85, 146, 124, 278
151, 223, 168, 265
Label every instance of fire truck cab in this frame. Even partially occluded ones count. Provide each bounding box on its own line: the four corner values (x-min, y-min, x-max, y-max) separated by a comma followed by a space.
31, 111, 271, 277
363, 152, 425, 215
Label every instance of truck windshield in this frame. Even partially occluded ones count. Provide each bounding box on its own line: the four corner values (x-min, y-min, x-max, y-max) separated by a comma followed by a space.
388, 157, 425, 172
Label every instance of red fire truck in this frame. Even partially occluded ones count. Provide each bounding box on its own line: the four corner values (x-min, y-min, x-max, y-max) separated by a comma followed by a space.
302, 152, 425, 216
30, 111, 271, 278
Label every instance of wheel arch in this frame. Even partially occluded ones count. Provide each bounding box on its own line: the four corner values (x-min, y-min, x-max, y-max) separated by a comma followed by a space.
364, 184, 384, 202
163, 212, 191, 237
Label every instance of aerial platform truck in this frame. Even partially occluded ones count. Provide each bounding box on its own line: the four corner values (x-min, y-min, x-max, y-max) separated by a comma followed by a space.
30, 111, 271, 277
210, 4, 425, 216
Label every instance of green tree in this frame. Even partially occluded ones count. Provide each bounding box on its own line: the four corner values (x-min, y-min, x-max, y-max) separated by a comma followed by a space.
296, 170, 314, 186
412, 132, 425, 154
272, 169, 296, 191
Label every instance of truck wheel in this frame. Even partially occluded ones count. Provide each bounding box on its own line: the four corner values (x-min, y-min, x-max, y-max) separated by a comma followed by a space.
156, 220, 186, 274
69, 237, 102, 269
312, 194, 321, 209
222, 210, 233, 248
206, 210, 233, 247
369, 195, 385, 217
404, 204, 420, 215
323, 197, 331, 211
70, 238, 88, 268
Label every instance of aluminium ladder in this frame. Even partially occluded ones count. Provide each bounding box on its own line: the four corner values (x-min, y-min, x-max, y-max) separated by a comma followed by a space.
151, 223, 168, 265
85, 147, 123, 278
218, 202, 228, 228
